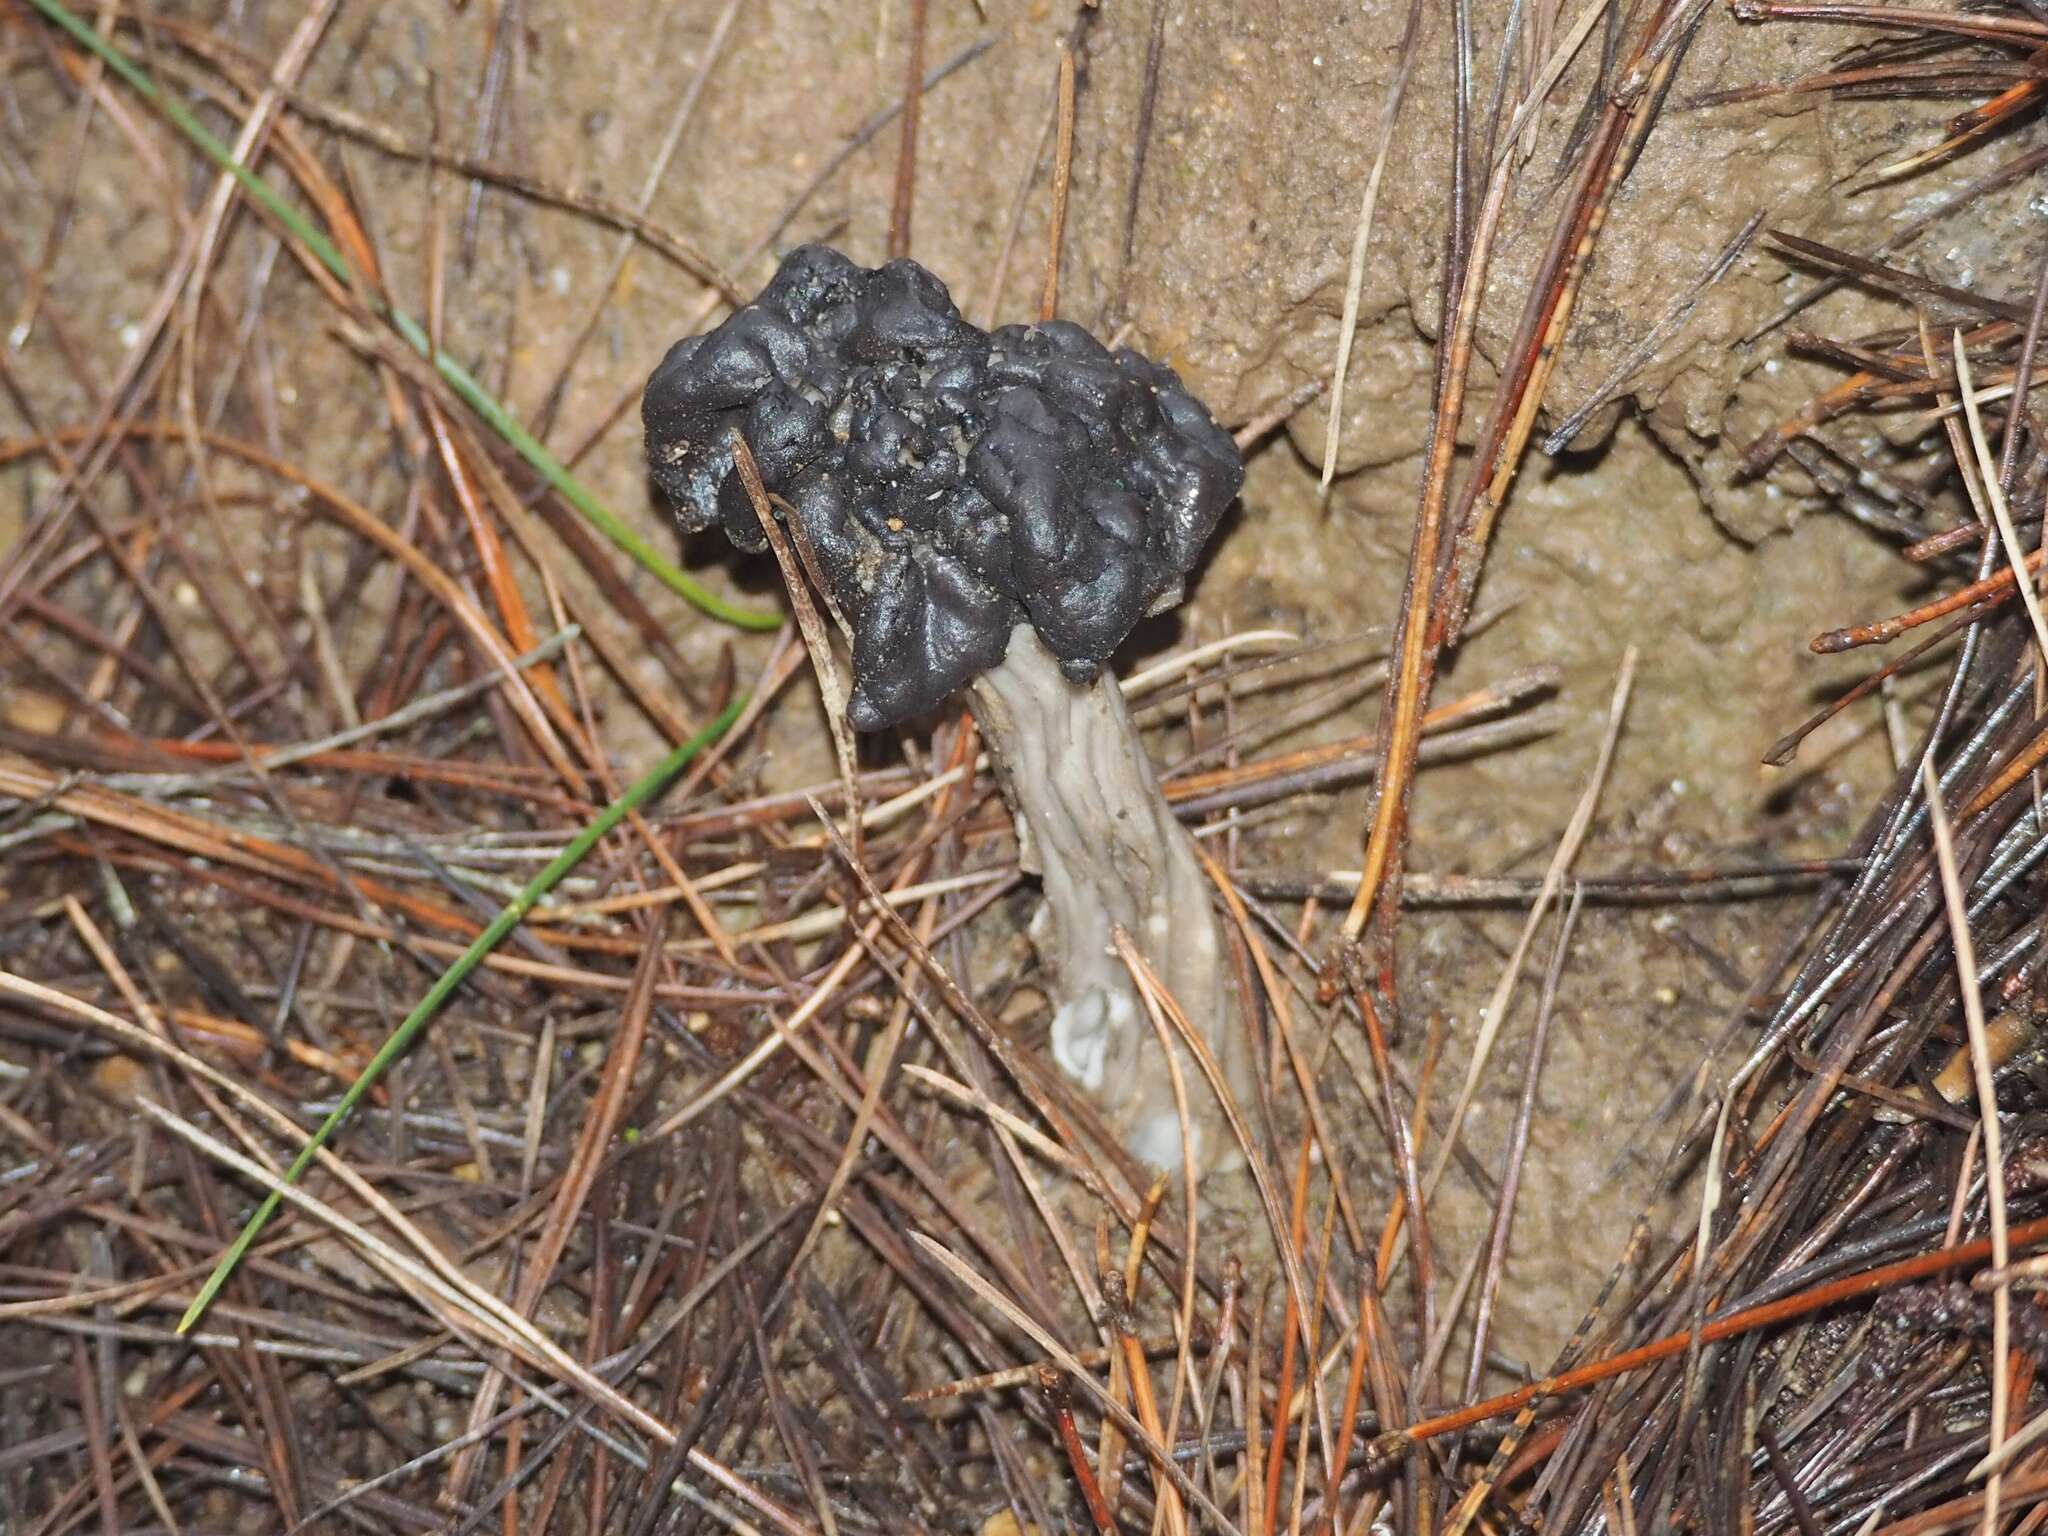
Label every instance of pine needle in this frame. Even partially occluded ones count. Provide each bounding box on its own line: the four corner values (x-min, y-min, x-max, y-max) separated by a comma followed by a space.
175, 696, 746, 1334
24, 0, 779, 633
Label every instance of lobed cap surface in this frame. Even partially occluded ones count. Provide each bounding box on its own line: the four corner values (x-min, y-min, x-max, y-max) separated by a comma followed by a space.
643, 245, 1243, 729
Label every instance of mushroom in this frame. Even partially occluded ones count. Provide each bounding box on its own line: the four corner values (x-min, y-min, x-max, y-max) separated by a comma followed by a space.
643, 245, 1253, 1170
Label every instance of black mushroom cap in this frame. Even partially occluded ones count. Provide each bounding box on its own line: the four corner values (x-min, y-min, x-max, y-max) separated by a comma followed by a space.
642, 244, 1244, 730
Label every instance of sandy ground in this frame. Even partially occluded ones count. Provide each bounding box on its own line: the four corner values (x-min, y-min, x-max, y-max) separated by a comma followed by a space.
5, 0, 2038, 1380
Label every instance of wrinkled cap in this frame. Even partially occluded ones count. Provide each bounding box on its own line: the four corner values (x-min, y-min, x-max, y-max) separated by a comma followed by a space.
643, 244, 1244, 729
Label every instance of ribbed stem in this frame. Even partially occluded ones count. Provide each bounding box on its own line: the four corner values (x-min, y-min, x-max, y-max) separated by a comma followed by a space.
970, 625, 1250, 1170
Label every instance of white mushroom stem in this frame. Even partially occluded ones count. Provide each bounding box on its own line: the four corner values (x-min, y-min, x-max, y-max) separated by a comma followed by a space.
969, 624, 1252, 1171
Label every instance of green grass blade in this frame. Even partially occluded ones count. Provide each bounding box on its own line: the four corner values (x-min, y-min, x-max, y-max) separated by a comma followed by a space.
26, 0, 778, 632
175, 696, 747, 1334
415, 331, 777, 630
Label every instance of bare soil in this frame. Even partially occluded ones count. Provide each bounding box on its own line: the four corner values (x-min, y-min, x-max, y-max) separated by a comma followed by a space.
3, 0, 2035, 1455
